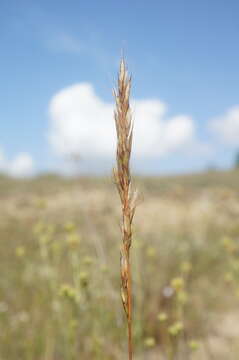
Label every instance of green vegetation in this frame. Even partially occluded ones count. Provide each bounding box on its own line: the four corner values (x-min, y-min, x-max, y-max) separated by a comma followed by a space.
1, 170, 239, 359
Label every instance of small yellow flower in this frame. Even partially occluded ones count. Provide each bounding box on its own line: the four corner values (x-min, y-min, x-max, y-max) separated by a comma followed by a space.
146, 246, 157, 258
66, 234, 80, 247
83, 256, 93, 265
177, 290, 188, 305
188, 340, 200, 351
157, 312, 168, 322
64, 222, 76, 233
171, 277, 184, 292
15, 246, 25, 257
168, 321, 184, 336
79, 271, 89, 287
59, 284, 77, 301
144, 337, 156, 348
221, 236, 236, 253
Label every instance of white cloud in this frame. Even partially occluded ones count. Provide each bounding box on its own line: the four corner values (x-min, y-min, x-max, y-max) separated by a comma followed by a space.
0, 148, 5, 169
0, 150, 34, 178
132, 100, 194, 156
49, 83, 200, 166
210, 106, 239, 145
8, 153, 34, 177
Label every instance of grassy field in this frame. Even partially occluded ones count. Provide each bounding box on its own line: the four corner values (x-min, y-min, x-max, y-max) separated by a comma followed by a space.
1, 169, 239, 359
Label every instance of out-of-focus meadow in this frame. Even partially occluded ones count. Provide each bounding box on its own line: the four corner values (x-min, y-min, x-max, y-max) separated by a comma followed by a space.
1, 170, 239, 359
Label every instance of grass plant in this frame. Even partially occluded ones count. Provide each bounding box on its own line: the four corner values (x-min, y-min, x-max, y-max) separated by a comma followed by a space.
113, 59, 138, 360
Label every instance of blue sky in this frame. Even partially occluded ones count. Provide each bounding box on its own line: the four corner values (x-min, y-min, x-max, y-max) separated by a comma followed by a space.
1, 0, 239, 176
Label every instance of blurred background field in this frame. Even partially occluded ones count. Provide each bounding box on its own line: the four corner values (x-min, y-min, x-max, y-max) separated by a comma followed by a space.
1, 170, 239, 359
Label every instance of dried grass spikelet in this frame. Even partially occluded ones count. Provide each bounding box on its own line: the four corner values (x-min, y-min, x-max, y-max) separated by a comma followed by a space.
113, 59, 138, 360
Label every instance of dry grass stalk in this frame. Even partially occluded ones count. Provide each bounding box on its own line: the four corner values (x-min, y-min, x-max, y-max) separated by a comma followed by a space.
113, 59, 138, 360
